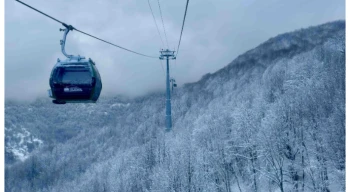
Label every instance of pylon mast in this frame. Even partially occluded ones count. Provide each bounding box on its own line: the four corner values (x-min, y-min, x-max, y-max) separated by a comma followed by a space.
159, 49, 176, 131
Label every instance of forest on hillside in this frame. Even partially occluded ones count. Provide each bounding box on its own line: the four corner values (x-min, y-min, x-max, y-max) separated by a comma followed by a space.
5, 21, 345, 192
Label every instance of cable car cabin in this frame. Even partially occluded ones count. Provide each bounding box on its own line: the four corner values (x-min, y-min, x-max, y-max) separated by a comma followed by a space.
48, 58, 102, 104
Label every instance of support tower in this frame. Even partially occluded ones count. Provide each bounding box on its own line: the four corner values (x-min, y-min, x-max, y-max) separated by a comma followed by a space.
159, 49, 176, 131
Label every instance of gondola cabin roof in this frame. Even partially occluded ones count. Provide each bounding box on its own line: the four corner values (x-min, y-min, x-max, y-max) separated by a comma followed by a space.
55, 57, 96, 67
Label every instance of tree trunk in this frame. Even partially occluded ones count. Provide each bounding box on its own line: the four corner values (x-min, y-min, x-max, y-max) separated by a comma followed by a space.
279, 167, 284, 192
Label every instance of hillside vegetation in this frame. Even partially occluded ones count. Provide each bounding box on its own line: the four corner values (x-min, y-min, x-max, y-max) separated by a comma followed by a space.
5, 21, 345, 192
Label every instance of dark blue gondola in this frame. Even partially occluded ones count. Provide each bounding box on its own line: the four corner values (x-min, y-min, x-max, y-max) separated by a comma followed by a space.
48, 26, 102, 104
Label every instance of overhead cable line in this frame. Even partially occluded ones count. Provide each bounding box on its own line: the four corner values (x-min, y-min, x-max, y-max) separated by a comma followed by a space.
157, 0, 169, 48
147, 0, 166, 76
147, 0, 165, 48
176, 0, 189, 57
15, 0, 64, 24
15, 0, 158, 59
73, 29, 157, 58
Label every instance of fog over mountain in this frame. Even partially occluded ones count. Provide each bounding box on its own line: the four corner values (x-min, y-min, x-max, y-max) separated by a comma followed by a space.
5, 21, 345, 192
5, 0, 345, 101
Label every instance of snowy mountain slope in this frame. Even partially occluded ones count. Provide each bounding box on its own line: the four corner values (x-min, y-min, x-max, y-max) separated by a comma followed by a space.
5, 20, 345, 192
4, 97, 132, 164
5, 125, 43, 163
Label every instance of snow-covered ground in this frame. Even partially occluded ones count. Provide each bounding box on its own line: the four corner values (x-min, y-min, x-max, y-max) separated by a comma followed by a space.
5, 126, 43, 161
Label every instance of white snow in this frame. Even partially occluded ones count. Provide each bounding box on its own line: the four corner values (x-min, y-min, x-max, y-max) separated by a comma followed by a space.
6, 127, 43, 162
10, 148, 28, 161
110, 103, 130, 108
33, 138, 43, 145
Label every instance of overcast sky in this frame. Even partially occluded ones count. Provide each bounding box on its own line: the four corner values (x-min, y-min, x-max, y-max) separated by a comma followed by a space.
5, 0, 345, 101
